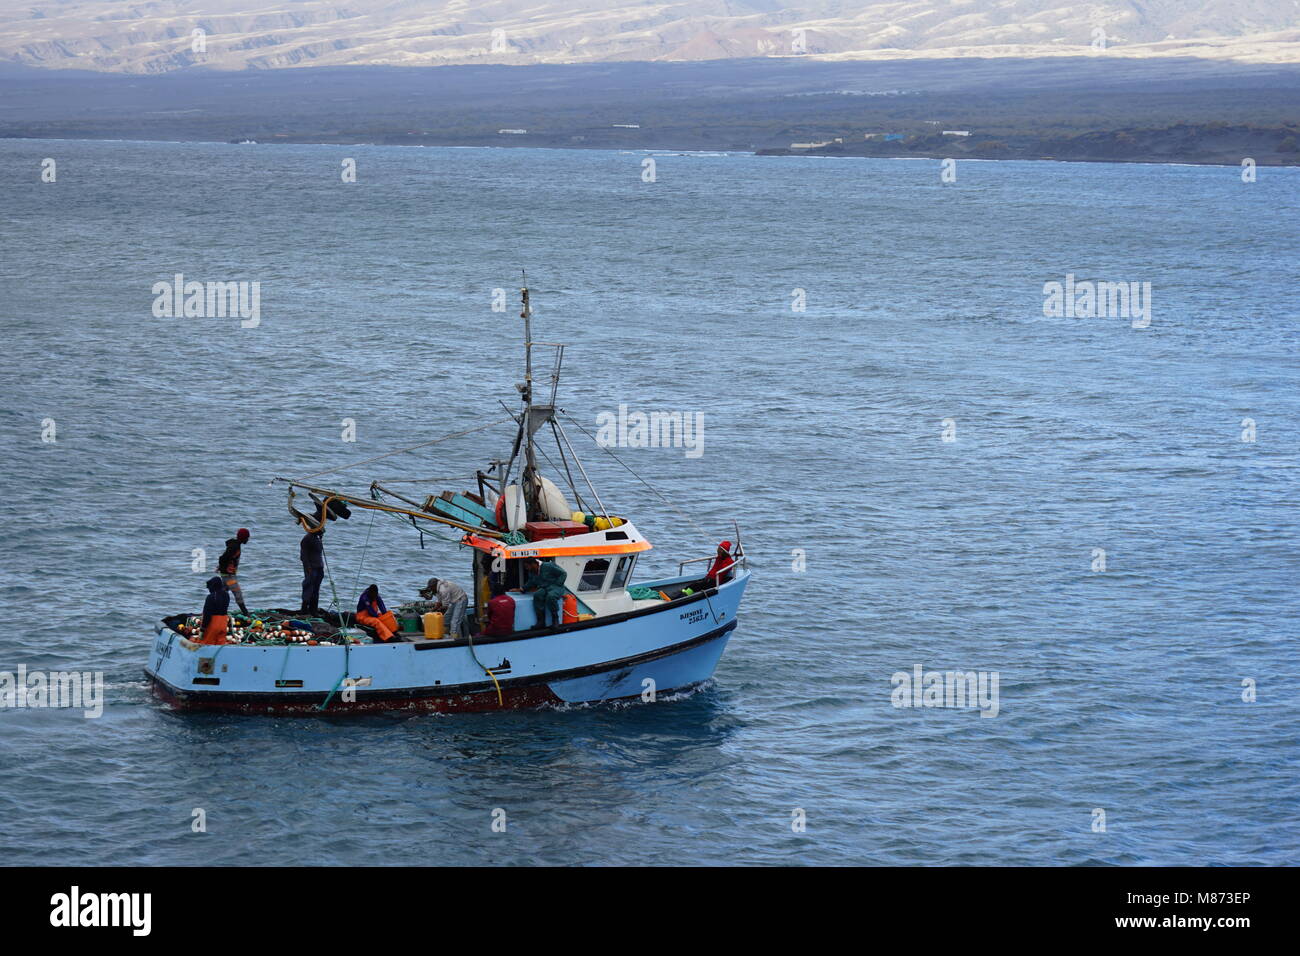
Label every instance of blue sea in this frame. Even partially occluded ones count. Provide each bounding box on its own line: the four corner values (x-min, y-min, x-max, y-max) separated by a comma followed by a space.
1, 140, 1297, 865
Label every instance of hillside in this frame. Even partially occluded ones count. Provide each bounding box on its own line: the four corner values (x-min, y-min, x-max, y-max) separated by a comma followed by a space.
2, 0, 1299, 73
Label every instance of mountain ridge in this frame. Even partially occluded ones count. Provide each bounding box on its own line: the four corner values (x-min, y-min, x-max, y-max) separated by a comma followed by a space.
3, 1, 1300, 73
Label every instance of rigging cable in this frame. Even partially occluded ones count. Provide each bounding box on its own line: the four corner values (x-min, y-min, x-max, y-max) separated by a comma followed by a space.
548, 418, 588, 512
500, 401, 590, 515
558, 411, 714, 544
293, 418, 514, 482
349, 507, 378, 613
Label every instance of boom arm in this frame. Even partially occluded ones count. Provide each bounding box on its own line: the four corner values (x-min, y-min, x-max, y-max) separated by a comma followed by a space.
275, 478, 504, 539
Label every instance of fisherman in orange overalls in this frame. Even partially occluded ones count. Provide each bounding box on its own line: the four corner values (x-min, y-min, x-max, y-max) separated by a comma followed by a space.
356, 584, 402, 643
199, 576, 231, 645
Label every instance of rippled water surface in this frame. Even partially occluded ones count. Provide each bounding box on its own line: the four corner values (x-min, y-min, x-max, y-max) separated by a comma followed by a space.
1, 140, 1297, 865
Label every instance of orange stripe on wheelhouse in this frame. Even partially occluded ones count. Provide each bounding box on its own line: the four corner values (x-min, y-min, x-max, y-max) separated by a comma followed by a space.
461, 534, 652, 559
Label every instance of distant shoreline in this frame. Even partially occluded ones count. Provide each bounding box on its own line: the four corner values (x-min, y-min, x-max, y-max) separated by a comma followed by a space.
3, 132, 1298, 169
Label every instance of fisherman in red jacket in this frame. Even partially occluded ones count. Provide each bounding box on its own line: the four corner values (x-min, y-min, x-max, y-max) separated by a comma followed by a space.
705, 540, 736, 586
481, 582, 516, 637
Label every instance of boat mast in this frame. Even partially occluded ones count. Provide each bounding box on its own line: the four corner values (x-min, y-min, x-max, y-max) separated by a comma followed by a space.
507, 273, 592, 523
520, 272, 539, 519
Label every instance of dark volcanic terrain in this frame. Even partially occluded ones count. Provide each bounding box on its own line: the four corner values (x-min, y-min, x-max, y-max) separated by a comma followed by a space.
2, 56, 1297, 165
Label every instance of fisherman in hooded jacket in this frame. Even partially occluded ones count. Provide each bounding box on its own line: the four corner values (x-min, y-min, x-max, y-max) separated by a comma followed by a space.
705, 540, 736, 586
356, 584, 402, 643
199, 576, 231, 645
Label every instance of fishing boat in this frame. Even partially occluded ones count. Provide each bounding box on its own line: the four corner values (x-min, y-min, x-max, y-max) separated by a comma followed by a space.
144, 281, 750, 715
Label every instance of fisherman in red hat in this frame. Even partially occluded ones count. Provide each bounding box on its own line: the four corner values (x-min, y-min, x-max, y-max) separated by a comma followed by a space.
218, 527, 251, 615
705, 540, 735, 586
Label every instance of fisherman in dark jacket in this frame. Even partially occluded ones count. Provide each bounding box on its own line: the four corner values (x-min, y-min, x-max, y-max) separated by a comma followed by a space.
291, 493, 350, 616
300, 528, 325, 615
217, 528, 251, 615
199, 576, 231, 645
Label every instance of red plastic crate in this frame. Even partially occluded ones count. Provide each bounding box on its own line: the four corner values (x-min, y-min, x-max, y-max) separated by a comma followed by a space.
524, 520, 589, 541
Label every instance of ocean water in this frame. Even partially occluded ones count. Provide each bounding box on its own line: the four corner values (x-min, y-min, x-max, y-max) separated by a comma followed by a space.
1, 140, 1297, 866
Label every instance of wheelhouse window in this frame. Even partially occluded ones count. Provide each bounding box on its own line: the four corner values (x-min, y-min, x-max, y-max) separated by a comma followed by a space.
578, 558, 611, 592
610, 555, 635, 589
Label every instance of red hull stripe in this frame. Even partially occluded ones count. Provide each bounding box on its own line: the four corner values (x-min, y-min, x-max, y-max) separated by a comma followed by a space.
149, 676, 567, 714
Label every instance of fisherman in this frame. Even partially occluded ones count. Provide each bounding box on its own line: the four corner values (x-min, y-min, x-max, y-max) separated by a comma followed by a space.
480, 581, 516, 637
521, 558, 567, 629
217, 528, 251, 615
419, 577, 469, 640
198, 575, 231, 645
356, 584, 402, 643
516, 558, 541, 590
290, 493, 347, 616
705, 540, 736, 586
300, 527, 325, 615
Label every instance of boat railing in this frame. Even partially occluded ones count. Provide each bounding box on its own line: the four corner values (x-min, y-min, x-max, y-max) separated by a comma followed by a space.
677, 551, 747, 577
